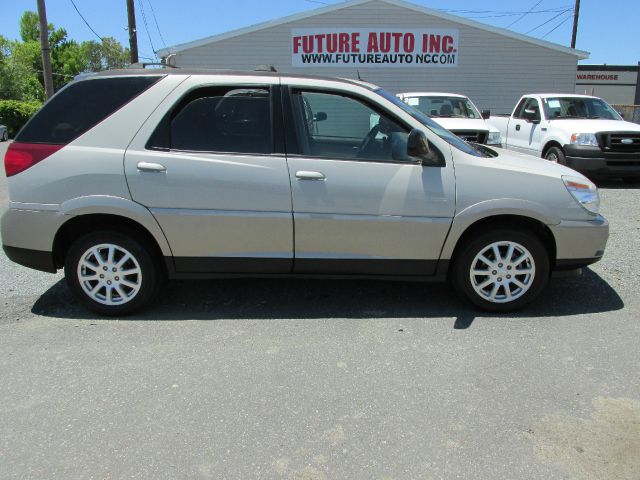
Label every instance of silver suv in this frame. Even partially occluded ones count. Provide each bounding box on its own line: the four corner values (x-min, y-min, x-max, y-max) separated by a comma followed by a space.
2, 70, 609, 315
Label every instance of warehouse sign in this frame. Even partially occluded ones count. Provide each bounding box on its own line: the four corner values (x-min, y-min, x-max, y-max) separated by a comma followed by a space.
291, 28, 459, 68
576, 71, 638, 85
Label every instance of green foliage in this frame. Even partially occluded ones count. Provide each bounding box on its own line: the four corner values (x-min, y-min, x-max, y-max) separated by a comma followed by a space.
19, 12, 41, 42
0, 11, 131, 102
0, 34, 45, 102
0, 99, 42, 136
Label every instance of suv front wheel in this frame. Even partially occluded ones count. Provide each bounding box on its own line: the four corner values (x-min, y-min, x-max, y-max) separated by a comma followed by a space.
65, 231, 164, 315
451, 228, 550, 312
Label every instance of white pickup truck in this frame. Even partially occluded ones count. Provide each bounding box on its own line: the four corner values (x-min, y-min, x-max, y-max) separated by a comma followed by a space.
397, 92, 502, 147
488, 94, 640, 180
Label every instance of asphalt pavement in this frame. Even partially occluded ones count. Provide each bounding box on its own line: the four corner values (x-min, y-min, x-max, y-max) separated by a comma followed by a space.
1, 140, 639, 480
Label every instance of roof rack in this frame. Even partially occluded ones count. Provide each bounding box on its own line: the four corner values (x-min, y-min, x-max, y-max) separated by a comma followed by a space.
255, 64, 277, 72
127, 62, 178, 69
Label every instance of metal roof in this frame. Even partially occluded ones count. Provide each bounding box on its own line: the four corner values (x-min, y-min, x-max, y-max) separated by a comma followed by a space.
157, 0, 589, 59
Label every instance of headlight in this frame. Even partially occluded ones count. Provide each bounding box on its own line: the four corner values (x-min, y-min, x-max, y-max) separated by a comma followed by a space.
562, 175, 600, 214
486, 131, 502, 145
570, 133, 599, 146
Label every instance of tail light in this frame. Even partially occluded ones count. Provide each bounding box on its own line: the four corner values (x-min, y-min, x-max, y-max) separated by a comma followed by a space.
4, 142, 63, 177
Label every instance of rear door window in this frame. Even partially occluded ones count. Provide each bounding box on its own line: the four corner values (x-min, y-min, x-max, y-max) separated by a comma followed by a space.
149, 87, 273, 155
16, 76, 162, 144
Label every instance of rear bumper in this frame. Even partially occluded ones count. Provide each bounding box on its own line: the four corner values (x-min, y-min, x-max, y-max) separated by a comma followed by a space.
563, 144, 640, 177
2, 245, 56, 273
1, 206, 61, 272
549, 214, 609, 271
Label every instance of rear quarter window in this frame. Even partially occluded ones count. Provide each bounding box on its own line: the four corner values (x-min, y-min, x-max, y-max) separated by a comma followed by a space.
15, 76, 162, 145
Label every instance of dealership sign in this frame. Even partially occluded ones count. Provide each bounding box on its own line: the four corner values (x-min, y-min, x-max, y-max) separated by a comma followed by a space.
292, 28, 459, 68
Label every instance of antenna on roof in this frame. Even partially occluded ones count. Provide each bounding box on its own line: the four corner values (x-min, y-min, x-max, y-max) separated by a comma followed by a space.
255, 64, 277, 72
356, 69, 362, 80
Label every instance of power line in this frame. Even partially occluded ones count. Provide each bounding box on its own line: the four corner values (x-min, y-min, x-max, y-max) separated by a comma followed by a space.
542, 12, 574, 38
137, 0, 157, 57
33, 68, 75, 78
69, 0, 103, 41
69, 0, 131, 64
435, 6, 571, 14
506, 0, 544, 28
146, 0, 167, 49
464, 9, 570, 19
525, 8, 573, 34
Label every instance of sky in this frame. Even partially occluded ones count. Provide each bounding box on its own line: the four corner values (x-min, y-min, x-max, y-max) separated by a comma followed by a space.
1, 0, 638, 65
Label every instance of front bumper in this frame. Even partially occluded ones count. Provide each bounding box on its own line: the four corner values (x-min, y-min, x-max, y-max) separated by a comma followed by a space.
563, 144, 640, 177
549, 214, 609, 270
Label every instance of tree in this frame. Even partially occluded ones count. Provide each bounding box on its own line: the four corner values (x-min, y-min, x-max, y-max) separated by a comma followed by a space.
0, 34, 44, 102
0, 11, 131, 102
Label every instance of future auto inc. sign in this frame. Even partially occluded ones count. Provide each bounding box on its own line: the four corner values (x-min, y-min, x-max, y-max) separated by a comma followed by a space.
291, 28, 459, 68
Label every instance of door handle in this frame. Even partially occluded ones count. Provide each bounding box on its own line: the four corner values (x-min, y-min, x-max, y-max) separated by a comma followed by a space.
137, 162, 167, 173
515, 124, 521, 131
295, 170, 325, 181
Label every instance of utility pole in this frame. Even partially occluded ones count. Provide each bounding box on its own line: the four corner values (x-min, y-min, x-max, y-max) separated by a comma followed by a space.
571, 0, 580, 49
36, 0, 55, 98
126, 0, 139, 64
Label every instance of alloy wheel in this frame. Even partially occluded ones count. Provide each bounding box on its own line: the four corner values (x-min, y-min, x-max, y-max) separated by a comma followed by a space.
469, 241, 536, 304
76, 243, 142, 306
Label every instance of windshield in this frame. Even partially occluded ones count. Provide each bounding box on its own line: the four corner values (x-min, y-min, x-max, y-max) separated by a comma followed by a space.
541, 97, 622, 120
375, 88, 488, 157
403, 95, 482, 119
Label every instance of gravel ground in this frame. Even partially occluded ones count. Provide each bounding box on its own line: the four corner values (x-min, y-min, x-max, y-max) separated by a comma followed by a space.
1, 140, 639, 480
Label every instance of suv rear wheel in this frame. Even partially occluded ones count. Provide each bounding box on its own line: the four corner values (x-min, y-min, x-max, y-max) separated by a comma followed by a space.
451, 228, 550, 312
65, 231, 164, 315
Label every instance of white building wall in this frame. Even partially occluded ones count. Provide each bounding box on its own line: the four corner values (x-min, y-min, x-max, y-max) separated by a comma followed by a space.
574, 84, 637, 105
169, 1, 580, 113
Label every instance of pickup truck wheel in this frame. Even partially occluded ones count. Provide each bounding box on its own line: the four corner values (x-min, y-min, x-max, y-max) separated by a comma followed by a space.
451, 229, 550, 312
544, 146, 566, 164
65, 231, 164, 316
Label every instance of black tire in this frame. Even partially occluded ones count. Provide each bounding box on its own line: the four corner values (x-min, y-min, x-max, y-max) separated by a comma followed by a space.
544, 146, 566, 164
65, 231, 164, 316
1, 131, 7, 142
451, 228, 550, 312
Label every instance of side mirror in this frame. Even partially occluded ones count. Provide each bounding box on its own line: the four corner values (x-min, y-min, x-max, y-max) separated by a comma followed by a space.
313, 112, 327, 122
617, 111, 625, 119
523, 108, 541, 124
407, 129, 444, 167
482, 109, 491, 120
